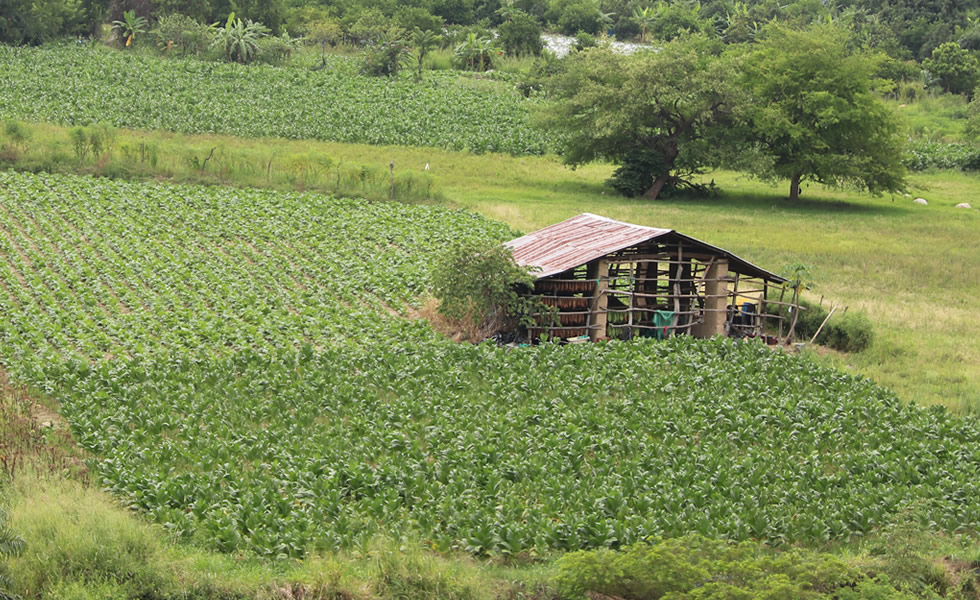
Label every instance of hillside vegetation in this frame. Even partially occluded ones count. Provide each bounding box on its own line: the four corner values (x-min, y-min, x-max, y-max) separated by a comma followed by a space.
0, 171, 978, 563
0, 44, 551, 155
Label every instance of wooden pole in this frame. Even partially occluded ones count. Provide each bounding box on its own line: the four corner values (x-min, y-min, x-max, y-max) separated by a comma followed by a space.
588, 259, 610, 341
809, 305, 838, 344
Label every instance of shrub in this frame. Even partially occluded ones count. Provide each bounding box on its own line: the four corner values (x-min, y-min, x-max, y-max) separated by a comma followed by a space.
498, 11, 543, 56
780, 299, 874, 352
430, 240, 538, 340
573, 30, 596, 51
152, 13, 211, 56
554, 537, 877, 600
903, 140, 980, 170
1, 120, 31, 154
394, 6, 444, 34
555, 0, 602, 35
826, 312, 875, 353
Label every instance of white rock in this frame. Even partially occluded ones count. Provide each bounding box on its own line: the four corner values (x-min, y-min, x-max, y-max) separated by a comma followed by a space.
955, 202, 972, 209
913, 198, 928, 205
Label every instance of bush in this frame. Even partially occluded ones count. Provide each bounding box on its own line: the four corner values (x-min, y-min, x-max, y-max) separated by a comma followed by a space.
395, 6, 445, 34
903, 140, 980, 171
826, 312, 874, 353
498, 12, 543, 56
553, 537, 919, 600
1, 120, 32, 154
430, 240, 538, 340
555, 0, 602, 35
781, 299, 875, 352
152, 13, 212, 56
572, 30, 596, 51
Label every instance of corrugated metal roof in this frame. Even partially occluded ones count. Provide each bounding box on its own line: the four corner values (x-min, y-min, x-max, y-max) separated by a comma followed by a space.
504, 213, 785, 282
505, 213, 671, 278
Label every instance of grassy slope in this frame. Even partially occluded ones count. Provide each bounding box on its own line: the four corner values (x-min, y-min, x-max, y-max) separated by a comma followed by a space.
1, 120, 977, 409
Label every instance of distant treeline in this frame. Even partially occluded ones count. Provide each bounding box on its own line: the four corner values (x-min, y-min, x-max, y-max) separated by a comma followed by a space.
1, 0, 974, 60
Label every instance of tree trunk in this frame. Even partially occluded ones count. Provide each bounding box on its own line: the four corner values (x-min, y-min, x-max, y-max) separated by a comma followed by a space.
644, 174, 670, 200
643, 144, 678, 201
789, 172, 802, 202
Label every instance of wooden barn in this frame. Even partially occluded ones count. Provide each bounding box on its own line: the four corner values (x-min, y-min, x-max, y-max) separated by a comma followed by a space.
504, 213, 798, 342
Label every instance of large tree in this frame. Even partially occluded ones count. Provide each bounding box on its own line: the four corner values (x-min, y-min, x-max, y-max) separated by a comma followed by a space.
740, 24, 907, 202
537, 36, 741, 199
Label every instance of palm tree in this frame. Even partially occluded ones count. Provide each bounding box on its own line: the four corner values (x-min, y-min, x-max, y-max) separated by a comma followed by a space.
210, 12, 270, 64
411, 28, 442, 80
453, 33, 496, 71
112, 9, 149, 48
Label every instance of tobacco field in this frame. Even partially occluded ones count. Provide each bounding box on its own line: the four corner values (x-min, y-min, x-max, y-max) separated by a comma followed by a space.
2, 171, 980, 558
0, 44, 552, 155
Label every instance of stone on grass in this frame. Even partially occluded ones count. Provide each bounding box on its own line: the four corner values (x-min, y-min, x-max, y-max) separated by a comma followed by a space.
955, 202, 972, 209
913, 198, 928, 205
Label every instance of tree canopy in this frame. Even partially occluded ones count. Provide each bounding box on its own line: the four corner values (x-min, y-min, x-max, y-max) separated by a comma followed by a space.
537, 36, 741, 199
740, 25, 907, 201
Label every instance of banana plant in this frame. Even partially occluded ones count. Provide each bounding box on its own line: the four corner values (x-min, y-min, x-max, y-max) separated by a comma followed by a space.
209, 12, 270, 64
112, 10, 149, 48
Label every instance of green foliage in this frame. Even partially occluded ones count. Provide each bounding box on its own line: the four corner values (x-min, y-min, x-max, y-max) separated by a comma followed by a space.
394, 6, 445, 34
347, 8, 389, 45
554, 537, 922, 600
256, 31, 303, 65
452, 32, 498, 71
781, 299, 875, 352
740, 24, 907, 201
0, 173, 978, 556
0, 509, 25, 600
966, 91, 980, 142
555, 0, 603, 35
431, 239, 538, 339
903, 140, 980, 170
572, 30, 596, 51
497, 11, 543, 56
0, 0, 86, 45
648, 0, 707, 42
67, 123, 115, 163
606, 148, 664, 197
1, 121, 32, 154
373, 545, 490, 600
539, 38, 741, 199
210, 12, 271, 63
923, 42, 980, 95
361, 29, 412, 77
632, 6, 656, 42
152, 13, 213, 56
111, 10, 149, 49
410, 28, 443, 80
0, 44, 551, 155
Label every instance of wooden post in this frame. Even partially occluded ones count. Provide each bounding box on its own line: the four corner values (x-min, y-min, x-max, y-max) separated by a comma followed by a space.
588, 259, 610, 341
692, 258, 728, 338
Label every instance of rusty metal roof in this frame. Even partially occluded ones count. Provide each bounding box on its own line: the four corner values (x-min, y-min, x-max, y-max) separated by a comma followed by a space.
504, 213, 785, 282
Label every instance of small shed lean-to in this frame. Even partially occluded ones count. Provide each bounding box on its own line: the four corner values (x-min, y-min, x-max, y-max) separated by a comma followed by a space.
504, 213, 796, 341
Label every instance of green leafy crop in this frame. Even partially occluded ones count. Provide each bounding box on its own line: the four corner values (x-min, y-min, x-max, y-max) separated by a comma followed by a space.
1, 171, 978, 558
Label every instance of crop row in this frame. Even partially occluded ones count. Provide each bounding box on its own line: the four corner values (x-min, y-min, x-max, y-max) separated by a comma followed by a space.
2, 171, 979, 558
0, 44, 554, 155
0, 170, 513, 373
